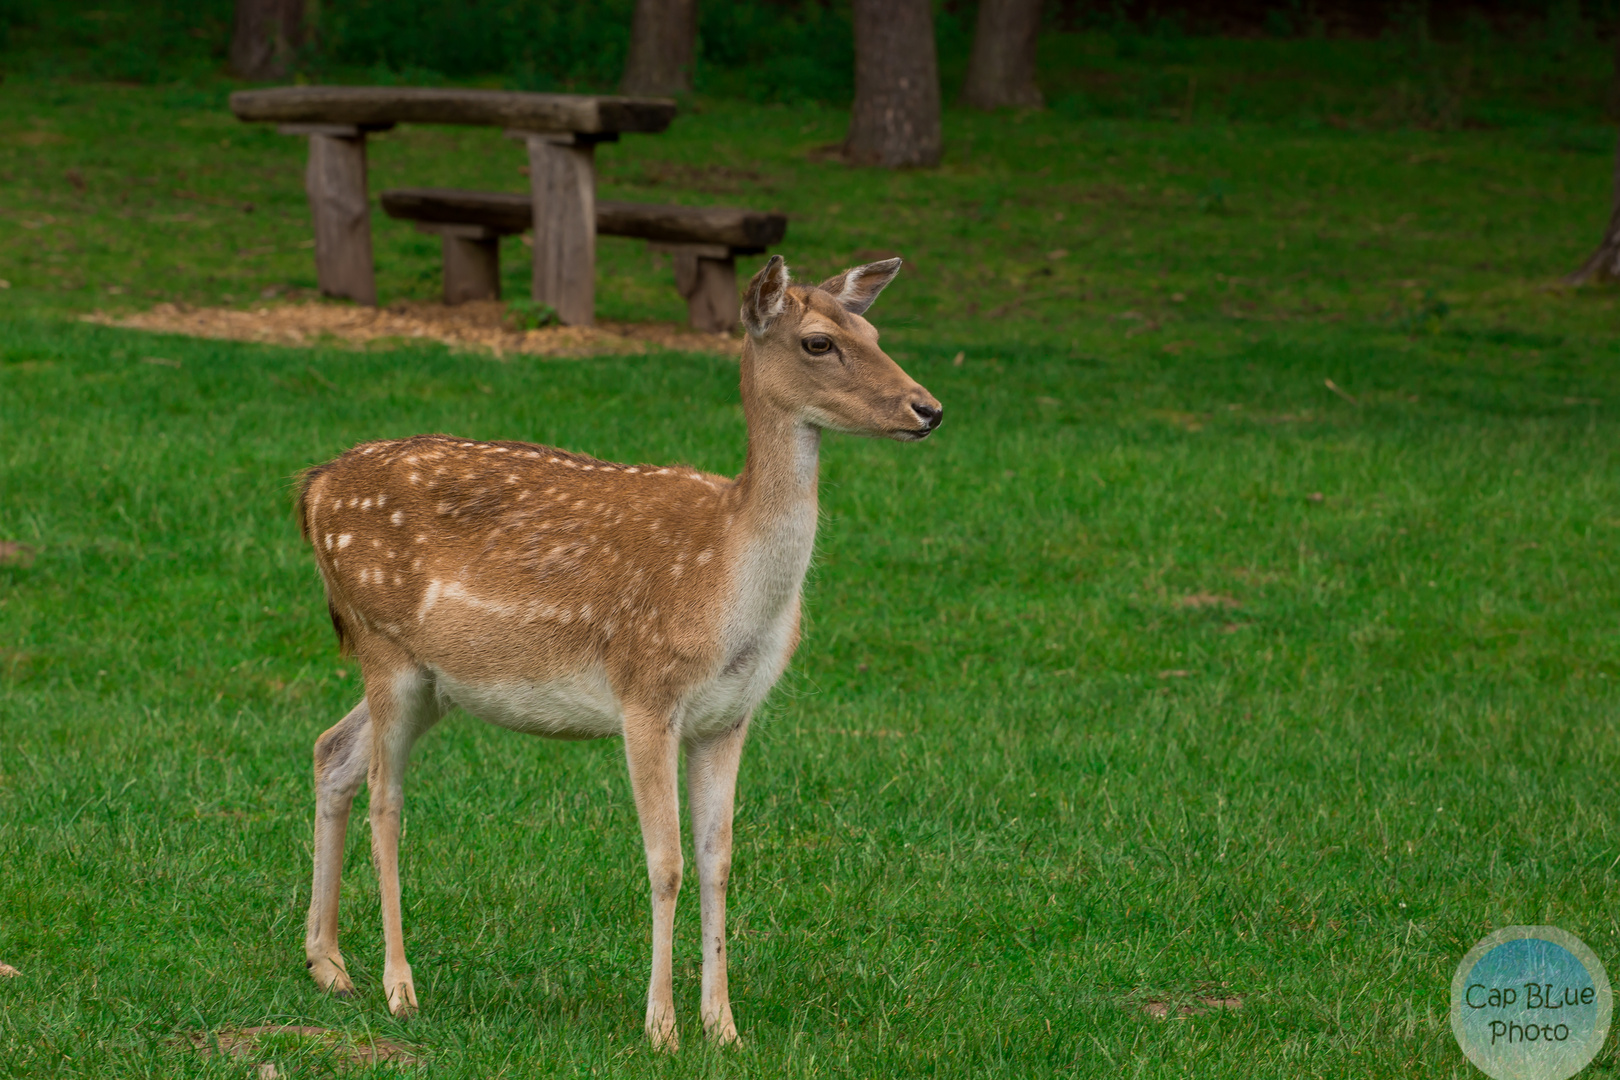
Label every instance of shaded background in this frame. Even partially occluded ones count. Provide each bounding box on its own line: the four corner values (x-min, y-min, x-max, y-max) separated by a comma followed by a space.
2, 1, 1618, 123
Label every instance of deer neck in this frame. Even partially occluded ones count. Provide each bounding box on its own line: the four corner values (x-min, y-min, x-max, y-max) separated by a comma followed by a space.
727, 351, 822, 615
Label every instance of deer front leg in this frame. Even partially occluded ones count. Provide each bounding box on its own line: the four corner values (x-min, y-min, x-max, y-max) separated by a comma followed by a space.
624, 706, 683, 1050
686, 717, 749, 1045
304, 699, 371, 997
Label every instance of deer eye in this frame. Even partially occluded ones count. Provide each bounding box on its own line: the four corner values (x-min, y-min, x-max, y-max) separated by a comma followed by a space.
802, 334, 834, 355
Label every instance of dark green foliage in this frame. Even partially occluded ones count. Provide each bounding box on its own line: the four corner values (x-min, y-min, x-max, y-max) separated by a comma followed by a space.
1043, 27, 1618, 129
695, 0, 855, 104
2, 0, 1617, 121
0, 0, 231, 82
319, 0, 635, 90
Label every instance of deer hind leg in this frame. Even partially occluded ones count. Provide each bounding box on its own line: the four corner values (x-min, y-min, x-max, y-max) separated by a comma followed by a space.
624, 704, 683, 1049
363, 657, 442, 1017
304, 697, 371, 997
686, 716, 750, 1046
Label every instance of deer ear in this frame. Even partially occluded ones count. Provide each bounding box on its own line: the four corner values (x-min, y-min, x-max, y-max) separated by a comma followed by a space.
741, 255, 792, 335
818, 257, 902, 316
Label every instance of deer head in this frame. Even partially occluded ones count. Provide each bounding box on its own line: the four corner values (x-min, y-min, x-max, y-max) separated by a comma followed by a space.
739, 256, 942, 441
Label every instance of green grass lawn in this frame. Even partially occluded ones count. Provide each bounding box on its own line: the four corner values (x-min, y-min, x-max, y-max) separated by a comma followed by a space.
4, 55, 1620, 1077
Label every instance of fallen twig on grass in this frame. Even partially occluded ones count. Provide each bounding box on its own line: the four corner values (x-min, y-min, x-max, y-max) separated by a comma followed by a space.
1324, 377, 1360, 405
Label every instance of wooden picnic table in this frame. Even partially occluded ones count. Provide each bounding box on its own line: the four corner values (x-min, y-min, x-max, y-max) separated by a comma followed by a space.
229, 86, 678, 325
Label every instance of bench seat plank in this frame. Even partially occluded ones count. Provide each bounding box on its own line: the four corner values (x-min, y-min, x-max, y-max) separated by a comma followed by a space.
380, 188, 787, 250
231, 87, 676, 135
380, 188, 787, 332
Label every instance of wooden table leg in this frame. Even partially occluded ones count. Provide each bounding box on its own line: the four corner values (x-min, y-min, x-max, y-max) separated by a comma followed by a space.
684, 254, 739, 333
658, 242, 741, 333
523, 134, 597, 326
415, 223, 502, 304
304, 130, 376, 306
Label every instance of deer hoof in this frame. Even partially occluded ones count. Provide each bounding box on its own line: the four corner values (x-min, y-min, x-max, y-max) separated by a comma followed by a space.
646, 1016, 679, 1052
702, 1008, 740, 1046
305, 955, 355, 998
386, 978, 419, 1018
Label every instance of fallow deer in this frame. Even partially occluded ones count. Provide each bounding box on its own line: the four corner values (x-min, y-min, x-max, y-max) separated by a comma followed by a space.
295, 255, 941, 1048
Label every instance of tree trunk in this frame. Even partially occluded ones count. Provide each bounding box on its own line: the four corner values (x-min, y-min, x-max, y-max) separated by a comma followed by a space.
961, 0, 1044, 110
620, 0, 698, 96
1568, 30, 1620, 284
229, 0, 306, 81
844, 0, 941, 169
1567, 140, 1620, 284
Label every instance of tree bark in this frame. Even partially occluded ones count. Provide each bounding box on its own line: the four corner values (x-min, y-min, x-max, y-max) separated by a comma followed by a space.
1566, 141, 1620, 284
229, 0, 306, 81
1568, 30, 1620, 284
844, 0, 942, 168
621, 0, 698, 96
961, 0, 1044, 110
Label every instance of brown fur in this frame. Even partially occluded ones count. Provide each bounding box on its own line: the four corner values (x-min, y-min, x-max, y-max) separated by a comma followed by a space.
299, 433, 741, 703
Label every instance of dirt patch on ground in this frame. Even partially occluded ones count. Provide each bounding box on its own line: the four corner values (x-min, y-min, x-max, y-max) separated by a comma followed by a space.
0, 542, 37, 568
87, 300, 742, 359
1177, 593, 1241, 610
1137, 990, 1244, 1019
183, 1025, 417, 1072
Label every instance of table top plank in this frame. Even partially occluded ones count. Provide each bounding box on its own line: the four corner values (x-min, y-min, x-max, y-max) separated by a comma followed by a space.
230, 86, 677, 135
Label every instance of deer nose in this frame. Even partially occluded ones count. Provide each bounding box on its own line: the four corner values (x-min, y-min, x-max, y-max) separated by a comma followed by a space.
911, 401, 942, 430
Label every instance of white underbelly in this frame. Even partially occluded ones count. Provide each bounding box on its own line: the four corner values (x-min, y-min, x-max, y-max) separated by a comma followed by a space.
681, 673, 759, 738
435, 668, 622, 739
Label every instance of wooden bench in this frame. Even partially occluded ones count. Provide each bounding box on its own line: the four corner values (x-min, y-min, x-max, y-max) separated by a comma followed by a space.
230, 86, 677, 324
379, 188, 788, 333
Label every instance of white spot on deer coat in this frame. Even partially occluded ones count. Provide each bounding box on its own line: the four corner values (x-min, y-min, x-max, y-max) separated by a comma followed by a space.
417, 580, 442, 620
